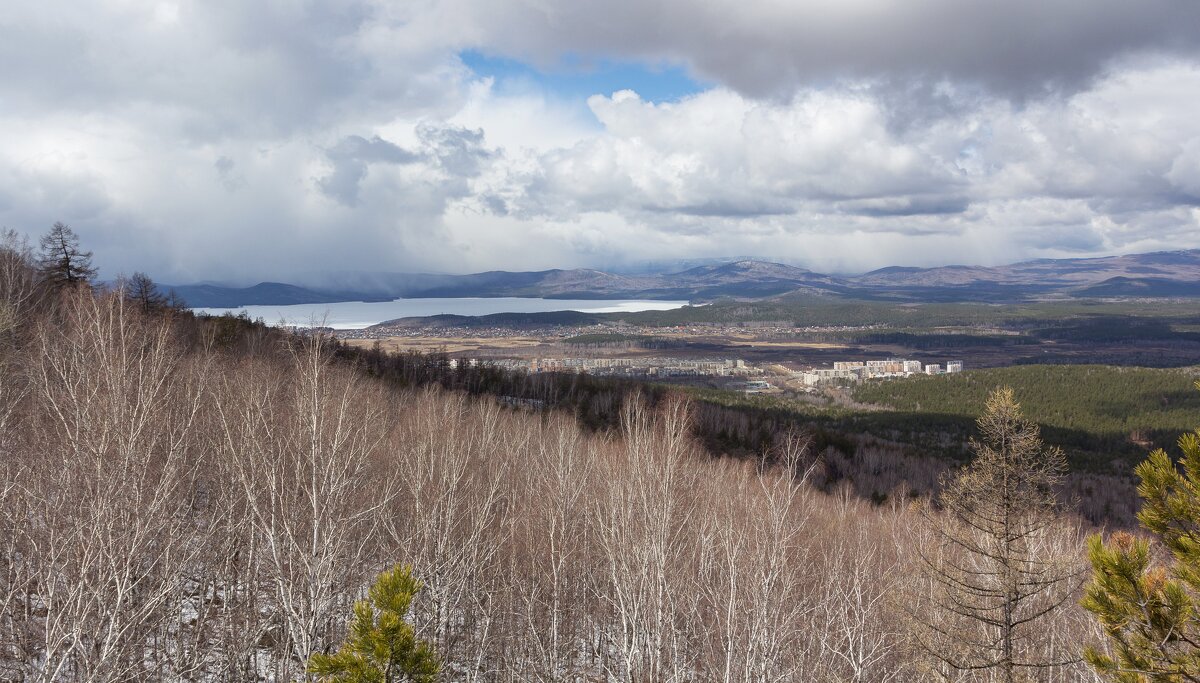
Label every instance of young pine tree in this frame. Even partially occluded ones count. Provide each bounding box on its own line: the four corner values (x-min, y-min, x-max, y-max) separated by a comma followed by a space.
1082, 381, 1200, 681
308, 564, 439, 683
915, 387, 1081, 682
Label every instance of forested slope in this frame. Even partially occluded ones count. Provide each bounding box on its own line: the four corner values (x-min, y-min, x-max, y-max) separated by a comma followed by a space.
0, 240, 1126, 680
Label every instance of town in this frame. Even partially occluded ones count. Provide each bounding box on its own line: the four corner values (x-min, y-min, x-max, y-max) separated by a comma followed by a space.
801, 358, 964, 386
471, 356, 756, 378
456, 355, 964, 389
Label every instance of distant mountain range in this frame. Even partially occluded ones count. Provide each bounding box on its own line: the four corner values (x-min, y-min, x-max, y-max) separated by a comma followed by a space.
171, 249, 1200, 307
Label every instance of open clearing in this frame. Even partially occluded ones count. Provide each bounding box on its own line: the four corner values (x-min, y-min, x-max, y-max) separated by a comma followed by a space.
342, 336, 546, 354
712, 339, 849, 349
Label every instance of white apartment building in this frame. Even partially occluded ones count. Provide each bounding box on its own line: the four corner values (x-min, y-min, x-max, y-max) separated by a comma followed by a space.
866, 359, 906, 373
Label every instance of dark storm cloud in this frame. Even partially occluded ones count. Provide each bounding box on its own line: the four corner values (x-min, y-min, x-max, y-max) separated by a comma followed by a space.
645, 199, 797, 219
448, 0, 1200, 98
840, 196, 973, 218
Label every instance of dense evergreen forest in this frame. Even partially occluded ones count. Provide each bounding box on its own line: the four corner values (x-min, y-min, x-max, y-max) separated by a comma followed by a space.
854, 365, 1200, 451
600, 295, 1200, 330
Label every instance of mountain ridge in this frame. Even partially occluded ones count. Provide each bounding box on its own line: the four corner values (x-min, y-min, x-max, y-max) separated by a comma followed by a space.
172, 249, 1200, 307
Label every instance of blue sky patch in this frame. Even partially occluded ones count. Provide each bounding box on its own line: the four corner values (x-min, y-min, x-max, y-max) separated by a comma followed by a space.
460, 50, 709, 104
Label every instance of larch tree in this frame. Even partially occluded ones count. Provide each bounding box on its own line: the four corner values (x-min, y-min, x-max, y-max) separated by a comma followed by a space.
309, 564, 440, 683
37, 222, 96, 289
915, 387, 1082, 682
123, 271, 169, 312
1082, 381, 1200, 681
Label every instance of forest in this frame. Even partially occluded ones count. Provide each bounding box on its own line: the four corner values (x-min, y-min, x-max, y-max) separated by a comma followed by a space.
854, 366, 1200, 442
4, 227, 1200, 681
612, 295, 1200, 331
851, 365, 1200, 467
335, 344, 1181, 524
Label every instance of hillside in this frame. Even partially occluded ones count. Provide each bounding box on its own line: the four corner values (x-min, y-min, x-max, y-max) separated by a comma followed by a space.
0, 286, 1113, 681
173, 281, 391, 307
855, 249, 1200, 291
2, 241, 1189, 678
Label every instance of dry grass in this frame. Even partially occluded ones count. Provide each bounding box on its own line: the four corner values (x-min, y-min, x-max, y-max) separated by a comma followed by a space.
341, 335, 547, 354
720, 339, 850, 349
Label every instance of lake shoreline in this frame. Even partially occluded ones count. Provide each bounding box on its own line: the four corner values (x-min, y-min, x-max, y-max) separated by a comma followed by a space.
192, 297, 692, 330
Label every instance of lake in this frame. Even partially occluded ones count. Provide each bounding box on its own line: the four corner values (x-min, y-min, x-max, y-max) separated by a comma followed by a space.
191, 297, 691, 330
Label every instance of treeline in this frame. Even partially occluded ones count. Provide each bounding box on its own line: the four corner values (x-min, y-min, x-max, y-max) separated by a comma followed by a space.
1031, 316, 1200, 344
338, 344, 958, 506
338, 343, 1148, 524
613, 294, 1200, 329
560, 332, 685, 350
814, 331, 1035, 349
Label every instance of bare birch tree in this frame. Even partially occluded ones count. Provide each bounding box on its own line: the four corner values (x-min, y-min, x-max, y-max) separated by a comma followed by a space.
215, 334, 396, 679
694, 432, 818, 682
508, 413, 597, 680
816, 525, 909, 683
592, 395, 699, 682
387, 391, 511, 681
10, 291, 211, 681
0, 229, 38, 341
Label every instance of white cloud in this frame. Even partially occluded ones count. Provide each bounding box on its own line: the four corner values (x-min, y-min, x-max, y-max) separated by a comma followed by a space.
473, 63, 1200, 270
2, 1, 1200, 281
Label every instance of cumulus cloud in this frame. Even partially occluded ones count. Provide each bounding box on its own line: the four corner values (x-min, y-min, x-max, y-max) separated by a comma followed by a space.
1, 0, 1200, 282
496, 66, 1200, 242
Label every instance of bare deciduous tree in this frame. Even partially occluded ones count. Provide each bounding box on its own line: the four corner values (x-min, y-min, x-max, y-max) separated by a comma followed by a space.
8, 291, 211, 681
0, 286, 1114, 682
215, 334, 397, 679
592, 395, 699, 682
121, 272, 170, 313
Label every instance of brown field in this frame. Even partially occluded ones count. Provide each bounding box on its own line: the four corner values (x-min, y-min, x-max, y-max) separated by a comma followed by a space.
341, 331, 1200, 371
718, 339, 849, 349
341, 336, 546, 354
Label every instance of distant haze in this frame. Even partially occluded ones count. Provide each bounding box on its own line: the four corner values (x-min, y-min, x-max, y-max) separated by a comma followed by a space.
193, 298, 691, 330
3, 2, 1200, 282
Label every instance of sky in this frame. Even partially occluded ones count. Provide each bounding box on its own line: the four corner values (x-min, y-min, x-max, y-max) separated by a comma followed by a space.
2, 1, 1200, 284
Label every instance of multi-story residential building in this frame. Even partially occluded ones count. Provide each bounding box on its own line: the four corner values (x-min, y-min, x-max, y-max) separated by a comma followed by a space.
803, 368, 865, 385
866, 359, 906, 373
